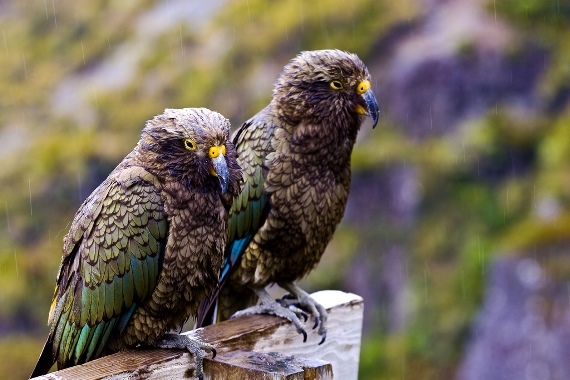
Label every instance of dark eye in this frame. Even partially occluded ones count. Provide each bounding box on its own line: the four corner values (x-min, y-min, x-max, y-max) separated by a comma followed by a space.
184, 139, 197, 151
330, 80, 343, 90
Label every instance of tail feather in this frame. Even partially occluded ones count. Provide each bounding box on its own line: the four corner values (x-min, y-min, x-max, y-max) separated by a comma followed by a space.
196, 284, 259, 328
195, 282, 222, 328
30, 339, 55, 379
195, 297, 217, 328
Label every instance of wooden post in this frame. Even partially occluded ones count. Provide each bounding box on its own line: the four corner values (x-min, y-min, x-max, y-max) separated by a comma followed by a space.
32, 290, 363, 379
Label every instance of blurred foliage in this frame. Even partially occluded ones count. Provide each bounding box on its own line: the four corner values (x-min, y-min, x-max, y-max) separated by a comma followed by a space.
494, 0, 570, 100
0, 0, 569, 379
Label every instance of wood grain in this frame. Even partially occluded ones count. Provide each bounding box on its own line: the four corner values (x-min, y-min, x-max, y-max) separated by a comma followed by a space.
32, 290, 363, 380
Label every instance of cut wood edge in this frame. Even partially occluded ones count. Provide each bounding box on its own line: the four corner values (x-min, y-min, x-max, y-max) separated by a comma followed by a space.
32, 290, 363, 380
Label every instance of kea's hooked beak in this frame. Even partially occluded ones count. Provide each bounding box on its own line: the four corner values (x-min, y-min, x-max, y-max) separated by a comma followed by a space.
209, 145, 229, 195
355, 80, 379, 129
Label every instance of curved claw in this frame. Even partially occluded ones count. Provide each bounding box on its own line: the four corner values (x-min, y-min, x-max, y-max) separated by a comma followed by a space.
277, 298, 309, 322
231, 300, 309, 343
278, 284, 329, 344
318, 332, 327, 345
155, 333, 214, 380
211, 347, 217, 360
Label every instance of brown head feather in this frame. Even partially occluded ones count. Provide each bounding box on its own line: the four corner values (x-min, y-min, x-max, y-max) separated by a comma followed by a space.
135, 107, 241, 197
272, 49, 372, 127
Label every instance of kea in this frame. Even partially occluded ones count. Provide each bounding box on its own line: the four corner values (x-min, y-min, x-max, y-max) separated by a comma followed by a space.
31, 108, 242, 380
196, 50, 379, 343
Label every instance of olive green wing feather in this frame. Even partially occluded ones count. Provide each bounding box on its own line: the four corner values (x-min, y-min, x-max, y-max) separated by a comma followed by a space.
32, 167, 167, 375
224, 114, 273, 274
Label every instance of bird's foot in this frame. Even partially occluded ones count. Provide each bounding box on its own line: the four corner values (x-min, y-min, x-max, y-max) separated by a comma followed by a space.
278, 285, 328, 344
156, 333, 216, 380
231, 299, 309, 342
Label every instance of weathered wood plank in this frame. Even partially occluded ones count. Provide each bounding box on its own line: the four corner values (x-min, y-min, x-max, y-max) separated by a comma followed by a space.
244, 290, 364, 378
204, 350, 333, 380
32, 290, 363, 380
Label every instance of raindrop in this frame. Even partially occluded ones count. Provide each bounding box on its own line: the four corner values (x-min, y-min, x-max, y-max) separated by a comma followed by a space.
2, 30, 8, 56
14, 249, 19, 277
52, 0, 58, 27
179, 25, 184, 56
5, 201, 11, 233
81, 41, 86, 65
22, 53, 28, 79
29, 178, 33, 215
461, 270, 466, 300
169, 41, 174, 60
567, 282, 570, 306
77, 172, 83, 202
506, 187, 510, 213
424, 263, 430, 304
55, 221, 71, 240
93, 90, 99, 112
478, 235, 483, 276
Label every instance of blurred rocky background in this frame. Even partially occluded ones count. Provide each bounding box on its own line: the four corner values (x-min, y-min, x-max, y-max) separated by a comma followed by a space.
0, 0, 569, 378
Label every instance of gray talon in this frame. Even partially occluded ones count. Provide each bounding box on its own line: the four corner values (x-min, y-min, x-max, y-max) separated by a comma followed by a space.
156, 333, 215, 379
280, 283, 328, 343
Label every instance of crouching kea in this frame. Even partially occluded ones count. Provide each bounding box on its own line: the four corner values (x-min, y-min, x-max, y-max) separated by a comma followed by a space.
31, 108, 242, 380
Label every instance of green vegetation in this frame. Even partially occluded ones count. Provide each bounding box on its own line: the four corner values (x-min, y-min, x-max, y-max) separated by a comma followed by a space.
0, 0, 569, 378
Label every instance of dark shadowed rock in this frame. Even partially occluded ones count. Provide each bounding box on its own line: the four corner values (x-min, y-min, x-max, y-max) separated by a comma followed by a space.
376, 0, 547, 139
343, 166, 418, 332
458, 255, 570, 380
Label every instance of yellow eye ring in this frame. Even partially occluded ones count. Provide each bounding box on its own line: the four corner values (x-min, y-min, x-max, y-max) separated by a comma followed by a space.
330, 80, 343, 90
356, 80, 371, 95
209, 145, 226, 158
184, 139, 197, 151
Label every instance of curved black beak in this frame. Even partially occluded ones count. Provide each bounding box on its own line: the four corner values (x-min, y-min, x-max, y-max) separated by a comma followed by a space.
211, 155, 229, 195
362, 88, 379, 129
